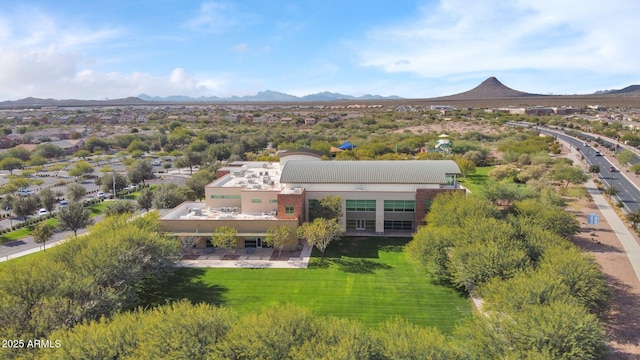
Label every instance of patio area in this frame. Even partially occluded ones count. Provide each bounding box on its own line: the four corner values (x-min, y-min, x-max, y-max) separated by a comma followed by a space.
177, 242, 313, 269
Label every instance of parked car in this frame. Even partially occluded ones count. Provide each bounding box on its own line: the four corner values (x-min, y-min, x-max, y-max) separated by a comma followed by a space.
38, 208, 49, 216
17, 189, 35, 196
59, 200, 68, 208
151, 160, 162, 166
97, 191, 106, 199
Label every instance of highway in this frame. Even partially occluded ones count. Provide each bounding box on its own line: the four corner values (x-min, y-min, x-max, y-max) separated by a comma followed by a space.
508, 122, 640, 213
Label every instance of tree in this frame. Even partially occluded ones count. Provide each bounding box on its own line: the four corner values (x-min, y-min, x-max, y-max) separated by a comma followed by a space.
308, 195, 342, 221
137, 187, 154, 212
56, 201, 91, 237
152, 183, 188, 209
39, 188, 57, 213
0, 157, 23, 174
453, 156, 476, 179
12, 195, 38, 219
176, 148, 202, 175
184, 169, 215, 200
128, 159, 154, 185
34, 142, 63, 159
68, 160, 94, 179
265, 225, 293, 256
588, 164, 600, 177
551, 163, 588, 188
32, 222, 54, 251
73, 149, 92, 160
104, 201, 136, 216
66, 182, 86, 202
616, 149, 635, 166
296, 218, 343, 260
98, 172, 127, 194
211, 225, 238, 253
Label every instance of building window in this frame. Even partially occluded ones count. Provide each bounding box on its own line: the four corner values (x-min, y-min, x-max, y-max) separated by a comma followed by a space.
269, 199, 278, 203
384, 200, 415, 212
211, 194, 241, 199
346, 200, 376, 212
384, 220, 413, 231
285, 206, 294, 215
251, 199, 262, 203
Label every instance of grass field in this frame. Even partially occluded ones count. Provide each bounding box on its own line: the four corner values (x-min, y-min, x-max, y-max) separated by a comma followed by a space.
459, 166, 493, 195
142, 237, 471, 334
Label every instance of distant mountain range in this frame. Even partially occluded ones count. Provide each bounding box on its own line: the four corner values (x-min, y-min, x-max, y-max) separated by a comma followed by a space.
1, 78, 640, 108
137, 90, 403, 102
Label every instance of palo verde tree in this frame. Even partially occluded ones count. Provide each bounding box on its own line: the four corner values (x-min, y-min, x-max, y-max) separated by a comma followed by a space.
296, 218, 344, 261
39, 188, 57, 213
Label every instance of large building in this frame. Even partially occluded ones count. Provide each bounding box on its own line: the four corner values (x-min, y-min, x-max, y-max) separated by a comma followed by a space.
159, 150, 463, 250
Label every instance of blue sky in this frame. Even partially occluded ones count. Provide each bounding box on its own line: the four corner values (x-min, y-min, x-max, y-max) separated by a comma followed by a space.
0, 0, 639, 100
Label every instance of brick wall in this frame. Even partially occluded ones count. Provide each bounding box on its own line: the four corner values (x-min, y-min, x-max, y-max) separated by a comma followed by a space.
277, 190, 306, 225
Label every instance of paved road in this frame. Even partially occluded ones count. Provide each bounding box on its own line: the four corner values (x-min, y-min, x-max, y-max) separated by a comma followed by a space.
0, 172, 189, 261
508, 122, 640, 213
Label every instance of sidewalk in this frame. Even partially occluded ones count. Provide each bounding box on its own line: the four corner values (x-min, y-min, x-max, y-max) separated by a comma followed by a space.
177, 242, 314, 269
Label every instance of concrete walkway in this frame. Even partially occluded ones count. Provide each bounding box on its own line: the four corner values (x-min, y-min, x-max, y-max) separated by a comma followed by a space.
177, 242, 314, 269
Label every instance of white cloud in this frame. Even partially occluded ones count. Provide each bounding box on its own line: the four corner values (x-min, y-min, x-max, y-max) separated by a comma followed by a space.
356, 0, 640, 78
184, 1, 259, 33
232, 43, 249, 52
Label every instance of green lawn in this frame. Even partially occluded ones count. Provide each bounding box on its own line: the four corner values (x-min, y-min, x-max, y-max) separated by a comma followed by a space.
142, 237, 471, 334
0, 202, 104, 244
459, 166, 493, 195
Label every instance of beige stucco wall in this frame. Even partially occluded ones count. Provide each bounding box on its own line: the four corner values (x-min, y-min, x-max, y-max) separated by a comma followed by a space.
240, 189, 280, 213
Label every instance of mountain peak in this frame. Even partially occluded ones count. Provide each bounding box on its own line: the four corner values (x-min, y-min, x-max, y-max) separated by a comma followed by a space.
438, 77, 540, 100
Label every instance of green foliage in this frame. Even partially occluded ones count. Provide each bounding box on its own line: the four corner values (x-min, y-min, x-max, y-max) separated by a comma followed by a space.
211, 225, 238, 251
68, 160, 94, 178
616, 148, 635, 166
184, 169, 215, 200
0, 156, 23, 174
425, 192, 499, 228
66, 182, 86, 202
32, 222, 54, 250
551, 163, 588, 187
136, 187, 154, 212
0, 215, 179, 351
537, 246, 609, 313
12, 195, 38, 219
264, 224, 293, 256
56, 201, 91, 236
372, 318, 458, 360
104, 200, 136, 216
297, 218, 344, 260
127, 158, 154, 185
308, 195, 343, 221
487, 164, 518, 181
39, 188, 57, 213
151, 183, 189, 209
455, 302, 607, 359
513, 198, 580, 238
